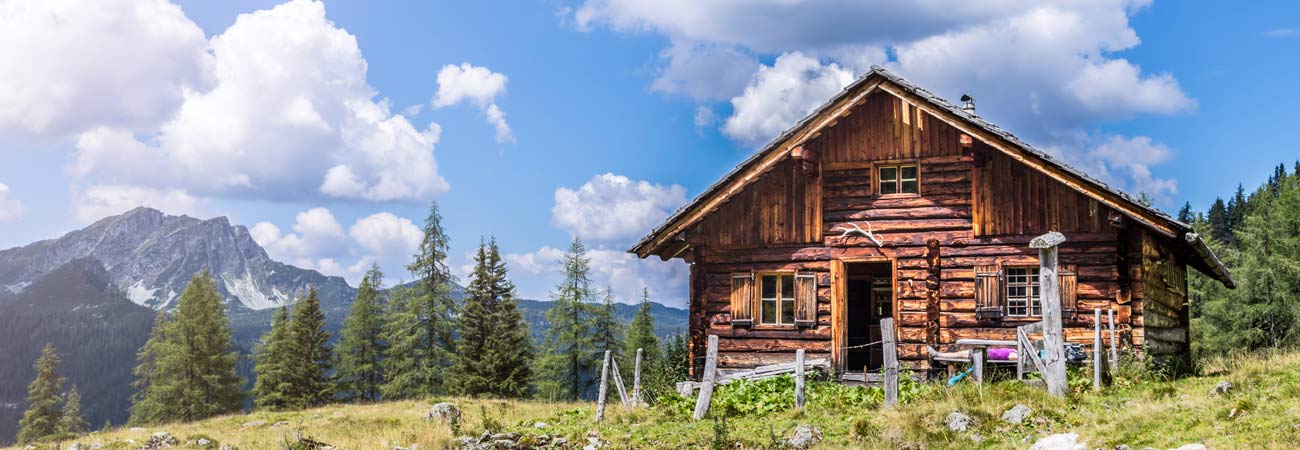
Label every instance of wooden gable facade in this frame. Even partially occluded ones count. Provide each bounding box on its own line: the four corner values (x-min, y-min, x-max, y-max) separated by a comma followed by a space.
632, 68, 1233, 378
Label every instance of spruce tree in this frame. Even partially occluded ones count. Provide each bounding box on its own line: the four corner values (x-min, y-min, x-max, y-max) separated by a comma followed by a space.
1177, 202, 1193, 223
382, 202, 457, 398
592, 287, 624, 357
449, 238, 534, 397
59, 384, 87, 435
335, 264, 388, 402
538, 238, 595, 400
1207, 198, 1230, 244
623, 289, 663, 401
287, 287, 333, 409
253, 306, 293, 410
129, 272, 242, 424
17, 343, 64, 444
661, 333, 690, 388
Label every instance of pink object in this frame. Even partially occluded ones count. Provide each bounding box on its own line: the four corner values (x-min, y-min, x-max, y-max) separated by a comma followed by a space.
987, 347, 1017, 361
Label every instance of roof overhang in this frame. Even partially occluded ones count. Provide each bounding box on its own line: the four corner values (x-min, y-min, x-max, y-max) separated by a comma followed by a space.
630, 66, 1235, 289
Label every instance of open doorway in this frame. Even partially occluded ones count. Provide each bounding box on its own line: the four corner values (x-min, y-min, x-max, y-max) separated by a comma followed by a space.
845, 261, 894, 373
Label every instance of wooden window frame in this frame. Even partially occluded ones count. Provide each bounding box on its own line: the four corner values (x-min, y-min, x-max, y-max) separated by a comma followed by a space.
874, 160, 920, 198
755, 272, 797, 329
1004, 266, 1042, 318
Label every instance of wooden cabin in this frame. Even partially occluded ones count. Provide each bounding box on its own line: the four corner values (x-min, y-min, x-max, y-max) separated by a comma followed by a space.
630, 67, 1234, 380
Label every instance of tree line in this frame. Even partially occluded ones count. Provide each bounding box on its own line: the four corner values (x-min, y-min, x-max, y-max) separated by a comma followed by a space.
15, 203, 687, 443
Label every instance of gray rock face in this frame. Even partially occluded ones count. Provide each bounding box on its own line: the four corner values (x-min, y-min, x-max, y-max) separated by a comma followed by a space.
1002, 404, 1032, 424
1028, 433, 1085, 450
788, 424, 823, 449
0, 207, 352, 311
946, 411, 974, 433
428, 402, 461, 426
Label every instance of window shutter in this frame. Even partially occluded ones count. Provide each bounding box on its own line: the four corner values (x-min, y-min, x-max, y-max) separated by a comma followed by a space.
1059, 264, 1078, 318
730, 272, 754, 327
975, 265, 1003, 320
794, 272, 817, 327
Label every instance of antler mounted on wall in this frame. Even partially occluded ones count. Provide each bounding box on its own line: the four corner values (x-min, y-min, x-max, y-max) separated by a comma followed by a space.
832, 222, 883, 247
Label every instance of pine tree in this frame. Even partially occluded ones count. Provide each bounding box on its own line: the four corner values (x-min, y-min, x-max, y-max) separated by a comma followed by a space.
1227, 183, 1248, 237
287, 287, 333, 409
252, 306, 293, 410
1177, 202, 1193, 223
382, 202, 457, 398
335, 264, 388, 402
592, 287, 623, 357
661, 333, 690, 388
1207, 197, 1230, 244
538, 238, 596, 401
623, 289, 663, 400
1137, 192, 1154, 207
17, 343, 64, 443
129, 272, 242, 424
449, 238, 535, 397
59, 384, 87, 435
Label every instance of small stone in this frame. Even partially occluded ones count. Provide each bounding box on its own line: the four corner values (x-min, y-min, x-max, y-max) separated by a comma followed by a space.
129, 428, 145, 432
219, 446, 234, 450
970, 433, 984, 443
22, 446, 36, 450
428, 402, 462, 425
1029, 433, 1086, 450
788, 424, 823, 449
271, 421, 290, 427
1211, 381, 1233, 396
491, 440, 517, 449
196, 439, 211, 446
1169, 445, 1206, 450
946, 412, 974, 433
68, 443, 84, 450
1002, 404, 1032, 424
552, 438, 568, 447
242, 420, 267, 428
533, 421, 547, 429
1115, 445, 1131, 450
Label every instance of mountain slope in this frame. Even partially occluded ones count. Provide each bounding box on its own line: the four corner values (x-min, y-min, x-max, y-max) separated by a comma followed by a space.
0, 207, 352, 312
0, 258, 156, 444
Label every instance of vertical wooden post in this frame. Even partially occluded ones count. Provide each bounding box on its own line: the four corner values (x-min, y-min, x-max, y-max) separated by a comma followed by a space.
692, 335, 719, 420
972, 349, 984, 384
882, 318, 899, 407
1094, 309, 1102, 390
596, 350, 611, 421
633, 348, 643, 406
795, 349, 806, 410
1108, 309, 1118, 371
1031, 231, 1068, 397
611, 357, 630, 408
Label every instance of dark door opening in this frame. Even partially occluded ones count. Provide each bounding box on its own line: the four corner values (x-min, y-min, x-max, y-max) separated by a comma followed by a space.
845, 261, 893, 373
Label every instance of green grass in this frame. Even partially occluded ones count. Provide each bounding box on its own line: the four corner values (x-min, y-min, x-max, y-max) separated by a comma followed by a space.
11, 350, 1300, 449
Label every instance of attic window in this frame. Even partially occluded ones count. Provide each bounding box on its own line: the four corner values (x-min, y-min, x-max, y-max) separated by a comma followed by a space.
879, 164, 918, 195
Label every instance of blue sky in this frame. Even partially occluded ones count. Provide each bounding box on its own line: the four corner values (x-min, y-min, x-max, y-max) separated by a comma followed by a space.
0, 0, 1297, 307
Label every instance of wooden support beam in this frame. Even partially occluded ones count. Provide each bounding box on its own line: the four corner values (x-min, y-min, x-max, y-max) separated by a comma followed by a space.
1108, 309, 1118, 372
1094, 308, 1103, 390
597, 350, 611, 421
972, 349, 984, 384
693, 335, 720, 420
795, 349, 806, 410
1032, 231, 1069, 397
882, 318, 899, 407
611, 356, 630, 408
633, 348, 643, 406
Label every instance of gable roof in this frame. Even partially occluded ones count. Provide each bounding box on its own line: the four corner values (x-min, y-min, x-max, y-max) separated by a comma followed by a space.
630, 66, 1234, 288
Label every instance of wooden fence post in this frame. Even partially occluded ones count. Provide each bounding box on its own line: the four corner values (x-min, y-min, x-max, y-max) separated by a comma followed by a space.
795, 349, 806, 410
1094, 308, 1102, 389
633, 348, 643, 406
693, 335, 720, 420
972, 350, 984, 384
597, 350, 611, 421
1108, 309, 1118, 372
882, 318, 899, 407
1031, 231, 1068, 398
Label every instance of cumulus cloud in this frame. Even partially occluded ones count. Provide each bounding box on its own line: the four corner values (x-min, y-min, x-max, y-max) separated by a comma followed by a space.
73, 184, 200, 223
250, 207, 348, 267
0, 0, 211, 139
0, 183, 25, 222
433, 62, 515, 143
723, 52, 855, 147
349, 212, 423, 277
63, 0, 448, 208
650, 41, 760, 101
504, 245, 567, 275
552, 173, 688, 243
1082, 135, 1178, 205
505, 245, 688, 306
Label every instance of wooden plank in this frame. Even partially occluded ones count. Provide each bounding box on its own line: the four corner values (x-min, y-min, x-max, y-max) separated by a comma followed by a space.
882, 317, 899, 407
1032, 231, 1068, 397
1093, 309, 1102, 390
795, 349, 806, 410
633, 348, 643, 406
596, 350, 611, 421
611, 356, 630, 408
693, 335, 719, 420
1108, 309, 1118, 371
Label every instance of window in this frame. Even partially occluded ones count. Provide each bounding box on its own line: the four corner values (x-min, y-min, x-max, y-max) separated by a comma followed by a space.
759, 274, 795, 326
1005, 267, 1041, 317
878, 164, 918, 195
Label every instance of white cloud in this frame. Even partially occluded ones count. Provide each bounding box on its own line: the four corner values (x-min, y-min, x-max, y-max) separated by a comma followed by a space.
0, 0, 211, 139
72, 184, 200, 223
650, 41, 760, 101
0, 183, 25, 222
504, 244, 688, 306
250, 207, 348, 265
1082, 135, 1178, 205
504, 245, 567, 275
723, 52, 854, 147
552, 173, 688, 243
433, 62, 515, 143
66, 0, 449, 205
349, 212, 423, 277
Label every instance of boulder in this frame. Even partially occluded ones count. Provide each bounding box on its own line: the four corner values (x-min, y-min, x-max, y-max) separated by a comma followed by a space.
533, 422, 548, 429
242, 420, 268, 428
1170, 445, 1207, 450
946, 412, 974, 433
1211, 381, 1233, 396
271, 421, 290, 428
428, 402, 462, 426
788, 424, 822, 449
1028, 433, 1086, 450
68, 443, 83, 450
140, 432, 180, 450
1002, 404, 1032, 424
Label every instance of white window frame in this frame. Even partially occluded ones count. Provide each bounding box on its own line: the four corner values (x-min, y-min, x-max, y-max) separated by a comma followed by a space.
1004, 267, 1042, 317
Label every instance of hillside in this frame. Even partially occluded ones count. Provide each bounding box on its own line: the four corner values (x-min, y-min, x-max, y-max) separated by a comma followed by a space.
12, 350, 1300, 449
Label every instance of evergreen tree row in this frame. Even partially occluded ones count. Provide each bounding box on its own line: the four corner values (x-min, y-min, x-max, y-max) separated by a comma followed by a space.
15, 344, 87, 444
